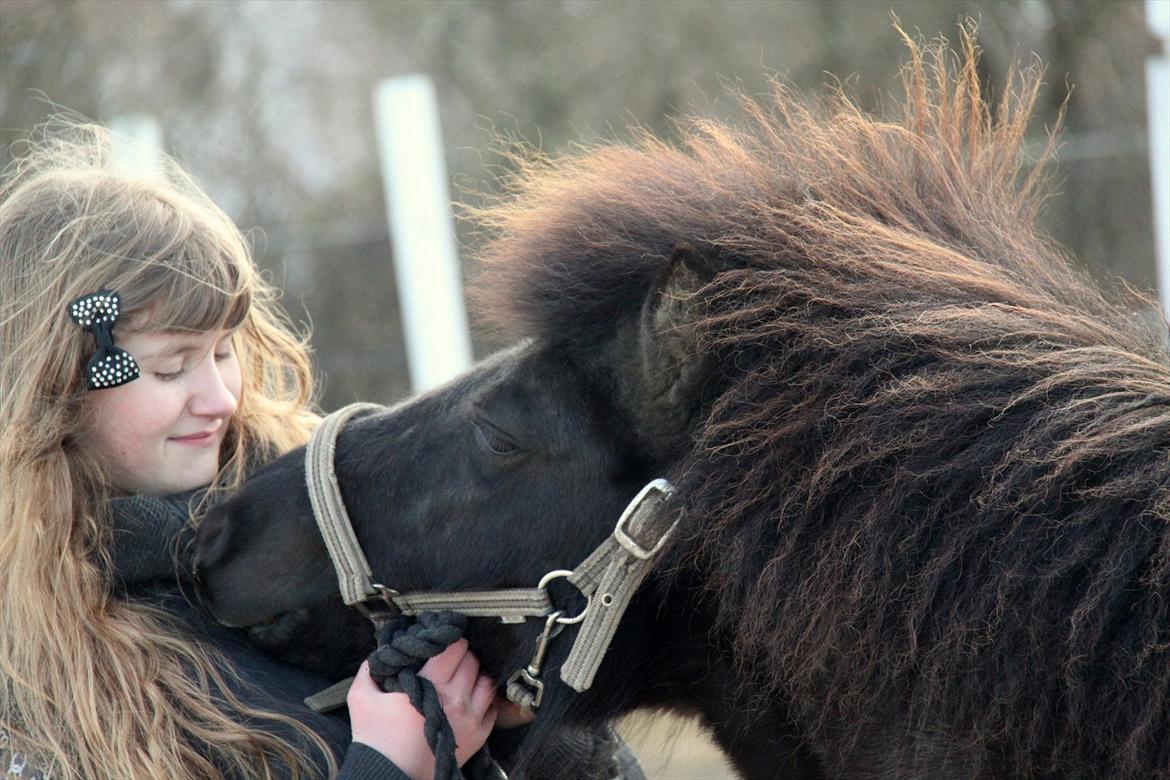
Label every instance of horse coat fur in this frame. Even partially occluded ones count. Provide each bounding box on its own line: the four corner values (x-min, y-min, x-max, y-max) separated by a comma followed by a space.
466, 33, 1170, 779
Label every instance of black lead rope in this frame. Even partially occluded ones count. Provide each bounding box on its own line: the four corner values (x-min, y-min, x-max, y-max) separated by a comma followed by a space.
367, 611, 505, 780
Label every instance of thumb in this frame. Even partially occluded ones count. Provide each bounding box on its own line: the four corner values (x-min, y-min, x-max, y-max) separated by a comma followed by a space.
348, 661, 380, 697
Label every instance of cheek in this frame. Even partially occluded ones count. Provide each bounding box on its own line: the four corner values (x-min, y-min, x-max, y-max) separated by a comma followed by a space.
224, 360, 243, 404
83, 386, 171, 459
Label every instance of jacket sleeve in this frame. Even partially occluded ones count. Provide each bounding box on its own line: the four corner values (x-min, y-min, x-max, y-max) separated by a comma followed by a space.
336, 742, 414, 780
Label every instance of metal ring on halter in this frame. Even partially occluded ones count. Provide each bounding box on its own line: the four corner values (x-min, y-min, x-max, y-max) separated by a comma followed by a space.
371, 583, 400, 603
368, 583, 401, 614
537, 569, 590, 624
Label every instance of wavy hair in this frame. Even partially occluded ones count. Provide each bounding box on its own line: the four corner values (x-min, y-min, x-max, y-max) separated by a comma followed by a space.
0, 120, 331, 779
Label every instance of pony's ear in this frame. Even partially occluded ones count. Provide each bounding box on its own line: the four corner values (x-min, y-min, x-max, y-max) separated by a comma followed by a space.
633, 242, 714, 455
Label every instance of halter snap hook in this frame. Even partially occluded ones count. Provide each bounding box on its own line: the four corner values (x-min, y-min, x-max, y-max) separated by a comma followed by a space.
505, 609, 564, 710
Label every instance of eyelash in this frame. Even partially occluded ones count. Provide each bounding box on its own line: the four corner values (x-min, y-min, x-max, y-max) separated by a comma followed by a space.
473, 420, 520, 457
153, 351, 232, 382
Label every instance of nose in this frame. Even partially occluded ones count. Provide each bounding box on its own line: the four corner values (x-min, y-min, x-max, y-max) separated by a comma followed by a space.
188, 357, 239, 419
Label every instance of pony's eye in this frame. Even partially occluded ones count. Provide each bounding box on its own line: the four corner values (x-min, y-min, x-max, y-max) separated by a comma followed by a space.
473, 419, 521, 457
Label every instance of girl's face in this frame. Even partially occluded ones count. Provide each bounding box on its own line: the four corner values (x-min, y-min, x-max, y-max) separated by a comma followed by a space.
78, 327, 242, 496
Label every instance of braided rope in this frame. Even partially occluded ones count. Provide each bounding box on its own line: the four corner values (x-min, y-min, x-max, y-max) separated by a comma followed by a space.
365, 613, 641, 780
367, 611, 469, 780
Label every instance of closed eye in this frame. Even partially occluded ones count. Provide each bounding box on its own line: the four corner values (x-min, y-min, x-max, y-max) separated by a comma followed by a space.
473, 419, 521, 457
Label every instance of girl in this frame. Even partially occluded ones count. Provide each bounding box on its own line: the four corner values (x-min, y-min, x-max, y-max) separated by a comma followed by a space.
0, 120, 496, 780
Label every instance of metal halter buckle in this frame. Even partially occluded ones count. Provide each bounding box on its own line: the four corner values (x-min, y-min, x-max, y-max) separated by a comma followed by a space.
612, 478, 677, 560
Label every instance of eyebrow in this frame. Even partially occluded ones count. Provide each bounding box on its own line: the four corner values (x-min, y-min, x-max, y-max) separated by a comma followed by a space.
134, 342, 203, 361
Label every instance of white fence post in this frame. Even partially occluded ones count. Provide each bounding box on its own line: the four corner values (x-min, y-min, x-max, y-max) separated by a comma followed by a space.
374, 75, 473, 392
108, 113, 163, 177
1147, 0, 1170, 318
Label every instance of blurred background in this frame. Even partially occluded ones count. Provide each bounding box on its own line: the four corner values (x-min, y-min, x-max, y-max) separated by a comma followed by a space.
2, 1, 1166, 777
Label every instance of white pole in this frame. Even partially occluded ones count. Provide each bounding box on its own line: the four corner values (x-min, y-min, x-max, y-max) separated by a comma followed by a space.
108, 113, 163, 177
374, 75, 473, 392
1147, 0, 1170, 318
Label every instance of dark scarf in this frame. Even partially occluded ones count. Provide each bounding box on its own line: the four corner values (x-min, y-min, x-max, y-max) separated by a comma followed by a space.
108, 491, 199, 588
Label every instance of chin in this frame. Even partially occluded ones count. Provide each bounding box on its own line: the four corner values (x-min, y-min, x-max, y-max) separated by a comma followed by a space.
159, 467, 219, 495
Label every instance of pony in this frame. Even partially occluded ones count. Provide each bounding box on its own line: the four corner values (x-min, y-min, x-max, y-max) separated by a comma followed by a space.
193, 30, 1170, 779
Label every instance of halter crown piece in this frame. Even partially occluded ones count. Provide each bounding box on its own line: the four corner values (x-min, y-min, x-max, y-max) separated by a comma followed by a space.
67, 290, 140, 390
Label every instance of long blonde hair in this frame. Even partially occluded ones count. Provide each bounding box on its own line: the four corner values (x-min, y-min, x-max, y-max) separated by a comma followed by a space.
0, 120, 333, 779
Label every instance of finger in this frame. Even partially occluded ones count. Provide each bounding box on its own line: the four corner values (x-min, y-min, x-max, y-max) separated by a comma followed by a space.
470, 673, 496, 717
419, 638, 469, 685
346, 661, 378, 705
446, 643, 481, 695
480, 696, 499, 731
493, 697, 537, 728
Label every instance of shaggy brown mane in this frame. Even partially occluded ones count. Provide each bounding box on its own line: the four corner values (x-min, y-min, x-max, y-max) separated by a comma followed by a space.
472, 27, 1170, 779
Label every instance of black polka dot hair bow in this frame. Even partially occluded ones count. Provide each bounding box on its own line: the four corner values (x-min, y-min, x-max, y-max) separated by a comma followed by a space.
67, 290, 140, 390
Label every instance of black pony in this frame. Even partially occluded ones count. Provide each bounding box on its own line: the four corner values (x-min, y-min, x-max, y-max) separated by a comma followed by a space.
194, 33, 1170, 779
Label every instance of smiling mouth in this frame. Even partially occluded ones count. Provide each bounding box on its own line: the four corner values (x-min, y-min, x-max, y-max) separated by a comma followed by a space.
171, 431, 217, 444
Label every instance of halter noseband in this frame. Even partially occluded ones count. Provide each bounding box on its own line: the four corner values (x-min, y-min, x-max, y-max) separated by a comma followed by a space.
304, 402, 678, 711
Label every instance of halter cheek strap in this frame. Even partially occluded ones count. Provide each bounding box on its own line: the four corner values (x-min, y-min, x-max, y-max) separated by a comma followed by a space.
304, 402, 384, 606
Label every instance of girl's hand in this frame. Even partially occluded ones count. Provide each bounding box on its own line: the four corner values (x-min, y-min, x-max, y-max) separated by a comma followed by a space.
347, 640, 497, 780
493, 697, 537, 728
